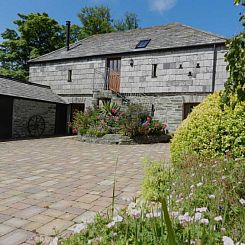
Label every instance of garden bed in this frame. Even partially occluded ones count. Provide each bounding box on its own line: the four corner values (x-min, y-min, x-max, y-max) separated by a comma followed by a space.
78, 133, 171, 145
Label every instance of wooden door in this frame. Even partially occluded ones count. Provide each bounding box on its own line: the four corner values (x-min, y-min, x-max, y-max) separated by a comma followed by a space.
107, 58, 121, 93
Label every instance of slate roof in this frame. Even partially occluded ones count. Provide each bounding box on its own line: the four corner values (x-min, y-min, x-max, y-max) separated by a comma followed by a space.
0, 75, 66, 104
29, 23, 227, 63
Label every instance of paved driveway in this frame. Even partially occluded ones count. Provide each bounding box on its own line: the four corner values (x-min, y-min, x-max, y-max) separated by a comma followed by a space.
0, 137, 169, 244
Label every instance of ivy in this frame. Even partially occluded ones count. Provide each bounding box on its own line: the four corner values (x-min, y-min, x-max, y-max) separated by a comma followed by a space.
222, 0, 245, 105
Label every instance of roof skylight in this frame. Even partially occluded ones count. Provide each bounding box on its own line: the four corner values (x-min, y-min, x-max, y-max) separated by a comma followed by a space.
135, 39, 151, 49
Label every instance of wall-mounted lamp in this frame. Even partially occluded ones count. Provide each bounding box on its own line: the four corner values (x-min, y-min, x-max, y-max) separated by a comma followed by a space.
188, 71, 192, 77
129, 58, 134, 67
179, 64, 183, 69
196, 63, 200, 68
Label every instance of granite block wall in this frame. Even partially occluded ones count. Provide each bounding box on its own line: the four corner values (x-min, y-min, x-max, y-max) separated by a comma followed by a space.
126, 94, 207, 131
12, 99, 56, 138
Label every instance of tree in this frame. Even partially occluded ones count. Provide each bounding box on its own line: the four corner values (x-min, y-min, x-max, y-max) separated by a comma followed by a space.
0, 13, 66, 80
78, 6, 139, 35
114, 12, 139, 31
222, 0, 245, 104
78, 5, 114, 36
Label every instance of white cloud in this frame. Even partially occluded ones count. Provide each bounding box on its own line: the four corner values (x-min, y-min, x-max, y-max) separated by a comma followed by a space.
149, 0, 177, 13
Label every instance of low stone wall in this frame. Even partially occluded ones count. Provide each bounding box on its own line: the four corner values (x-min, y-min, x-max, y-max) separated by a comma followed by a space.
12, 98, 56, 138
78, 134, 171, 145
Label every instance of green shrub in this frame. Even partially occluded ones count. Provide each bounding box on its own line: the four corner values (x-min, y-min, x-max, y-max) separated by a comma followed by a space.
142, 160, 173, 201
171, 92, 245, 164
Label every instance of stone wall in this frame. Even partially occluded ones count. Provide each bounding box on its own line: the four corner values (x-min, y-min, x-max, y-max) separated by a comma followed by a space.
120, 46, 227, 93
127, 94, 207, 131
12, 99, 56, 138
29, 46, 227, 97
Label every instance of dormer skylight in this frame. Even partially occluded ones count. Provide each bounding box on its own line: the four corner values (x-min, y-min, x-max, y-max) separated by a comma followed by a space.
135, 39, 151, 49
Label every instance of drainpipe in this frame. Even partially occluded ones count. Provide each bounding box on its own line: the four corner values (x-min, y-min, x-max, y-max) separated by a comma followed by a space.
66, 21, 71, 51
211, 44, 217, 93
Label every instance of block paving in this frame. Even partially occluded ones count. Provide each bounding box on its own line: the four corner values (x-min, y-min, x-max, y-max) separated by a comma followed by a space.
0, 136, 169, 244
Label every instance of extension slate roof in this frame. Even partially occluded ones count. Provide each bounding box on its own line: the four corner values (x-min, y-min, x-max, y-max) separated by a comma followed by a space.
0, 75, 66, 104
29, 23, 227, 63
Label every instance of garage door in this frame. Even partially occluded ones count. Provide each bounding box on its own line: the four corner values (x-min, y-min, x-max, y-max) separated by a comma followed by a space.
0, 95, 13, 139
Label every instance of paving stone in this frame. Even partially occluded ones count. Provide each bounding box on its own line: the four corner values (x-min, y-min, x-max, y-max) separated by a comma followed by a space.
76, 194, 101, 204
29, 214, 54, 224
4, 217, 30, 228
0, 137, 169, 241
73, 211, 96, 224
41, 209, 64, 218
14, 206, 45, 219
36, 219, 74, 236
23, 221, 43, 232
49, 200, 74, 210
59, 213, 78, 221
0, 229, 32, 245
0, 224, 15, 236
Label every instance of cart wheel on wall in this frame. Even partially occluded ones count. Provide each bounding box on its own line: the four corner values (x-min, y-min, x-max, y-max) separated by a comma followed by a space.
27, 115, 45, 137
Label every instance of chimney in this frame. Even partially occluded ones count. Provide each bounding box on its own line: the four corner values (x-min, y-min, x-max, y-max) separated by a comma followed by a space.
66, 21, 71, 51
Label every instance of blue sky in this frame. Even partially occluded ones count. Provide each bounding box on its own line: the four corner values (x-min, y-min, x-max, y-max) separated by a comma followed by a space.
0, 0, 243, 41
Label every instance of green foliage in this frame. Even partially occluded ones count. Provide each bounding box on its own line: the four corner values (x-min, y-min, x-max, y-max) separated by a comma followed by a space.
78, 5, 114, 36
59, 156, 245, 244
222, 0, 245, 104
73, 103, 168, 138
170, 92, 245, 164
78, 5, 139, 36
120, 103, 149, 137
142, 160, 172, 202
114, 12, 139, 31
0, 13, 66, 80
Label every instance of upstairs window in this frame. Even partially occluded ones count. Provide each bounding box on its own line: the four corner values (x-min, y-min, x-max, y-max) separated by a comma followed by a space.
152, 64, 157, 78
68, 70, 72, 82
135, 39, 151, 49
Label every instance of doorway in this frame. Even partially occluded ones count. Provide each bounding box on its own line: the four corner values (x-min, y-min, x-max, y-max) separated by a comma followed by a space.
107, 58, 121, 93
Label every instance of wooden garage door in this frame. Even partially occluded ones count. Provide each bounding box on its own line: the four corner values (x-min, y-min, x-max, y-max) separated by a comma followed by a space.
0, 96, 13, 139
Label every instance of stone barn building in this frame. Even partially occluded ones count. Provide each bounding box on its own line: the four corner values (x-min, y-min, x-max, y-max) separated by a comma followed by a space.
28, 23, 228, 131
0, 75, 67, 139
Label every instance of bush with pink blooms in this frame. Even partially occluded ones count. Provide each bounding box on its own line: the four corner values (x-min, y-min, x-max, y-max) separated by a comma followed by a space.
73, 102, 169, 139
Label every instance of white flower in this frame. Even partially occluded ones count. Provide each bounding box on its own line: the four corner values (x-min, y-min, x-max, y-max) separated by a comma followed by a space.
221, 176, 226, 180
239, 198, 245, 205
178, 212, 192, 224
113, 215, 123, 223
131, 209, 141, 219
221, 227, 226, 232
193, 212, 202, 221
208, 194, 215, 199
222, 236, 234, 245
197, 182, 203, 187
196, 207, 208, 213
190, 185, 195, 189
200, 218, 209, 225
107, 221, 116, 228
189, 193, 193, 198
146, 209, 161, 218
214, 216, 222, 222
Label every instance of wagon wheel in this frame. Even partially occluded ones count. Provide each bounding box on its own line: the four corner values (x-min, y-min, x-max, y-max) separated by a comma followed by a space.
27, 115, 45, 137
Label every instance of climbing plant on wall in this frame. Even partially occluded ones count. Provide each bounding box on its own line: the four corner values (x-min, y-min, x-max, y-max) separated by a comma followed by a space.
222, 0, 245, 104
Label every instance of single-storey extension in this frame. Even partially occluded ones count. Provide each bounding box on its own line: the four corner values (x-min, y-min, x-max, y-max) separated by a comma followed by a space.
0, 75, 67, 139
